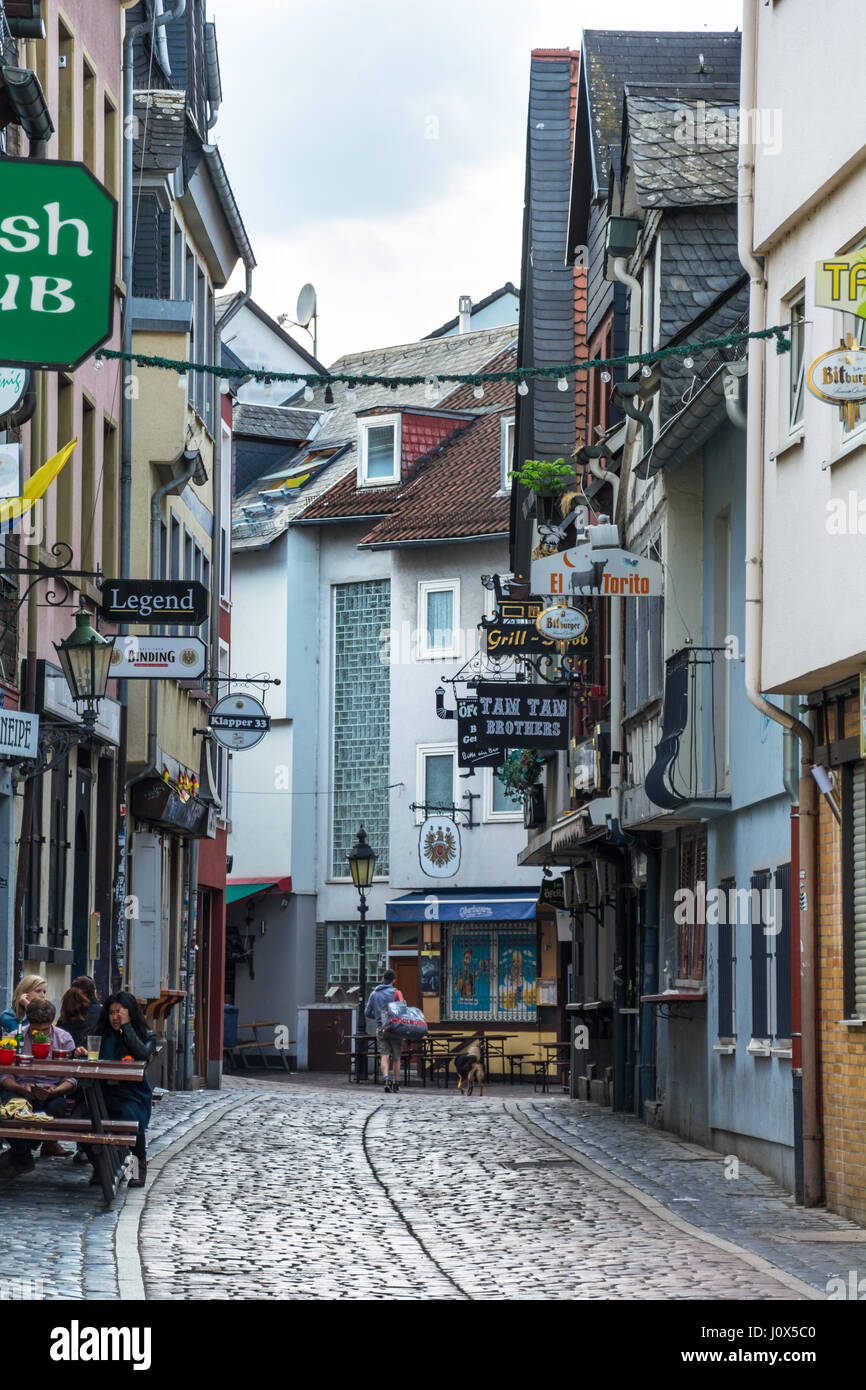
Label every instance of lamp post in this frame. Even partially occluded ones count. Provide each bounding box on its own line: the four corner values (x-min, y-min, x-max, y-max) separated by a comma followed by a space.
53, 602, 117, 730
347, 823, 377, 1081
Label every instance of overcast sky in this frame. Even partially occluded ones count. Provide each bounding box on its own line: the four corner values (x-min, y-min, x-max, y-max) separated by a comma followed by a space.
207, 0, 743, 364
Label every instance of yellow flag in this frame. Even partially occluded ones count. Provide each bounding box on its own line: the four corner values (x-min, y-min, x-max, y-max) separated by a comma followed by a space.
0, 437, 77, 525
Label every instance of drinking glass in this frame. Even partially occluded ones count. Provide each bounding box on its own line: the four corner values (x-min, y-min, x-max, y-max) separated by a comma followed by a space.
86, 1036, 101, 1062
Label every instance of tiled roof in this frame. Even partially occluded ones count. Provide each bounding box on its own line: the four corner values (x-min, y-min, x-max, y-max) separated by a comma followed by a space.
581, 30, 741, 192
625, 87, 739, 208
233, 403, 322, 441
133, 90, 186, 172
426, 283, 520, 339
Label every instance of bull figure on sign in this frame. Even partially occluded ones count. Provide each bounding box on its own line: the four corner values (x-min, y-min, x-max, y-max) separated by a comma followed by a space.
569, 556, 608, 596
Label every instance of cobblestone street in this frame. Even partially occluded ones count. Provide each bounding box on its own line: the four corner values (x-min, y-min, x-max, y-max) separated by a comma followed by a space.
3, 1076, 864, 1301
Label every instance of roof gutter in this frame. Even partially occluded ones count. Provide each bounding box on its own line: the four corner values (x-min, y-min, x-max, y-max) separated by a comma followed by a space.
358, 531, 509, 551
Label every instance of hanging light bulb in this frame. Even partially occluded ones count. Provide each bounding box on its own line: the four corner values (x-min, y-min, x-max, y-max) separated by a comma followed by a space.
473, 384, 484, 400
424, 376, 439, 403
517, 380, 529, 396
600, 369, 612, 384
640, 364, 653, 379
324, 385, 334, 404
303, 385, 315, 402
346, 380, 356, 396
683, 355, 695, 370
93, 356, 104, 372
556, 376, 568, 392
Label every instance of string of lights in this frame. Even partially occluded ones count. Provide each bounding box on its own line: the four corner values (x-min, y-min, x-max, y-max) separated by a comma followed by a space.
94, 322, 792, 396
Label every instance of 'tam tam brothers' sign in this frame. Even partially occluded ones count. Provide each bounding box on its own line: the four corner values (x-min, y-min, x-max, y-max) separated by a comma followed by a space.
0, 158, 118, 370
474, 684, 570, 752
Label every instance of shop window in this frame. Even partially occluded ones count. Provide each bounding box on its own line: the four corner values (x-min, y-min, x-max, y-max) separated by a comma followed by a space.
443, 924, 538, 1022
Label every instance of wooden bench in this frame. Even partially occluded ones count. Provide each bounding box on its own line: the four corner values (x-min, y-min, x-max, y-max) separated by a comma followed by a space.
0, 1117, 138, 1147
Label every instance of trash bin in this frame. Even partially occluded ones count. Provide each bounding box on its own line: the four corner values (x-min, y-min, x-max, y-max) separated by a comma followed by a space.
223, 1004, 239, 1048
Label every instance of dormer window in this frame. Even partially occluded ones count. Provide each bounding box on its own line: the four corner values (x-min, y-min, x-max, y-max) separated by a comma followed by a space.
358, 414, 401, 486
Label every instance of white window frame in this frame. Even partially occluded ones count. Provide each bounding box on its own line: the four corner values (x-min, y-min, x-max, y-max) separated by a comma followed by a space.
483, 765, 524, 822
415, 743, 457, 824
786, 289, 806, 435
499, 415, 515, 493
358, 413, 402, 487
417, 578, 460, 660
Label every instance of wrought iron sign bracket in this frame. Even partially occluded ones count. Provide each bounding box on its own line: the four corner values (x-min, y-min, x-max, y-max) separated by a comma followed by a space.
196, 672, 282, 688
409, 791, 479, 830
16, 722, 87, 781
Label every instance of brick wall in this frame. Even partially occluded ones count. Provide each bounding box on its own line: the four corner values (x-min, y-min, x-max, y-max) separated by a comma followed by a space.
818, 695, 866, 1223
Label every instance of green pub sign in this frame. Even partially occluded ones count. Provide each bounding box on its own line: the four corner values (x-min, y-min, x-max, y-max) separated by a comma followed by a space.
0, 157, 118, 370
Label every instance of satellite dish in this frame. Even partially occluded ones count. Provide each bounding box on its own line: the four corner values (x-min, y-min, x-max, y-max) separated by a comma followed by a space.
296, 283, 317, 328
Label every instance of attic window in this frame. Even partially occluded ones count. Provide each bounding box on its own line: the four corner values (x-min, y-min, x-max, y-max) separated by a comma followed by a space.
358, 414, 401, 486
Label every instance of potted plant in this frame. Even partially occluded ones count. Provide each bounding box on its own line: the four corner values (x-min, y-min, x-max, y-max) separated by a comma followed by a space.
30, 1029, 51, 1060
509, 457, 575, 526
496, 750, 546, 799
0, 1037, 16, 1065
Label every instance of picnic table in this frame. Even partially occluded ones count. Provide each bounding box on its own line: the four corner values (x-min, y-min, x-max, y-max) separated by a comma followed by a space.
0, 1058, 146, 1206
223, 1020, 294, 1073
532, 1040, 573, 1093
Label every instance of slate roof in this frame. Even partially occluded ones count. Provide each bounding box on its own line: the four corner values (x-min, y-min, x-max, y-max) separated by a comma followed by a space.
425, 283, 520, 339
625, 86, 739, 208
133, 90, 186, 173
659, 206, 744, 343
232, 325, 517, 551
233, 404, 322, 441
582, 30, 741, 193
659, 276, 749, 420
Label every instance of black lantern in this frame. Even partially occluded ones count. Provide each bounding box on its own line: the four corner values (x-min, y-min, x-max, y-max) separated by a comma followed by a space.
53, 602, 116, 729
347, 824, 377, 1080
347, 822, 377, 890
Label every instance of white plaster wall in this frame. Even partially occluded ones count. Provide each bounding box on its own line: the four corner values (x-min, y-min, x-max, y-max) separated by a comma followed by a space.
760, 162, 866, 693
222, 303, 314, 404
753, 0, 866, 252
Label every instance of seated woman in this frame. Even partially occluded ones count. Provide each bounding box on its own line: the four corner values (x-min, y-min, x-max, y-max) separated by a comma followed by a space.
0, 975, 47, 1036
71, 976, 101, 1038
95, 992, 156, 1189
59, 984, 96, 1051
0, 998, 76, 1169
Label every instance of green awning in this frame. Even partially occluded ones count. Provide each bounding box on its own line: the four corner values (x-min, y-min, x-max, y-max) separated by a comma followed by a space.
226, 881, 275, 905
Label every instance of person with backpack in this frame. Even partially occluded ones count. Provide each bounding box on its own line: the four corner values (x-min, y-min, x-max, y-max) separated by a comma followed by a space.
364, 969, 403, 1093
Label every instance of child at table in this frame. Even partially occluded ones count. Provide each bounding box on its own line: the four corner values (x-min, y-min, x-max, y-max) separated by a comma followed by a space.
0, 998, 76, 1170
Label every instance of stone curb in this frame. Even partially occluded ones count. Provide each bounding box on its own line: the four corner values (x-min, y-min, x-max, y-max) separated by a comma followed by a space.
504, 1101, 824, 1302
114, 1096, 249, 1301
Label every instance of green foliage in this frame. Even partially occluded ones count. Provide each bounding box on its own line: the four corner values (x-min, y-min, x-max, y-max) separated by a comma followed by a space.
495, 750, 546, 797
508, 457, 574, 495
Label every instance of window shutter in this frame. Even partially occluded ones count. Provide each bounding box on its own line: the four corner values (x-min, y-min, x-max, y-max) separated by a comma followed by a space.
774, 862, 792, 1039
853, 764, 866, 1016
693, 833, 708, 980
678, 835, 695, 979
717, 877, 735, 1038
130, 832, 163, 999
636, 601, 649, 709
648, 596, 662, 701
750, 870, 770, 1038
625, 599, 636, 717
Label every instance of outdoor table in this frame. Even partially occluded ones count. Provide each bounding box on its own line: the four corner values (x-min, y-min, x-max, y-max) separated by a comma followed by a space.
424, 1033, 468, 1088
0, 1058, 147, 1204
533, 1041, 573, 1093
345, 1033, 379, 1083
480, 1033, 519, 1082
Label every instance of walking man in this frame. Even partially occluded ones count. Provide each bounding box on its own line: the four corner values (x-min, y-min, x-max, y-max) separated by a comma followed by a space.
364, 969, 403, 1093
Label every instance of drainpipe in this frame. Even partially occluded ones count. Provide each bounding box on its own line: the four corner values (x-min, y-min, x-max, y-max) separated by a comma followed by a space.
585, 448, 619, 520
613, 382, 653, 457
739, 0, 821, 1205
611, 257, 641, 359
638, 842, 660, 1118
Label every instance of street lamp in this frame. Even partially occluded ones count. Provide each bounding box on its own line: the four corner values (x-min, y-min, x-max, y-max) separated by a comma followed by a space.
347, 823, 377, 1080
53, 602, 116, 730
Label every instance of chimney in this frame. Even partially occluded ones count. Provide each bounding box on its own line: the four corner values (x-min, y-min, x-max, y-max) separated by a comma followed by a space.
458, 295, 472, 334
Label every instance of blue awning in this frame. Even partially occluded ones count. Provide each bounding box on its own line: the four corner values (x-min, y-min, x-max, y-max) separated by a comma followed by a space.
386, 892, 538, 923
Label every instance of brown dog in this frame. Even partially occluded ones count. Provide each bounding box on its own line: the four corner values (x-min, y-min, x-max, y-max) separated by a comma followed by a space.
454, 1040, 484, 1097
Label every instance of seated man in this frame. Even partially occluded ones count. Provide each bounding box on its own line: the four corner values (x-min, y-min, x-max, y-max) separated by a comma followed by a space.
1, 998, 76, 1170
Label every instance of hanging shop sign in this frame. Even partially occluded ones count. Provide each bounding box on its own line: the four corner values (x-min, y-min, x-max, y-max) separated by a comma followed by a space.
419, 816, 461, 879
0, 445, 22, 503
99, 579, 209, 626
474, 683, 569, 752
0, 709, 39, 760
535, 603, 589, 643
0, 158, 118, 370
108, 635, 207, 680
531, 543, 664, 597
860, 671, 866, 759
815, 257, 866, 315
538, 875, 567, 909
805, 346, 866, 404
209, 693, 270, 751
0, 367, 28, 420
483, 598, 592, 655
456, 694, 505, 769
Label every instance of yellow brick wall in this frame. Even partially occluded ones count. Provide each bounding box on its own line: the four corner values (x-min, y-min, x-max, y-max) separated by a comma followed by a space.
819, 696, 866, 1223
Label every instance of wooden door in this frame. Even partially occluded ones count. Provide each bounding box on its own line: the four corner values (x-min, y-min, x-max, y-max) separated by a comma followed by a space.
393, 960, 419, 1008
308, 1010, 349, 1071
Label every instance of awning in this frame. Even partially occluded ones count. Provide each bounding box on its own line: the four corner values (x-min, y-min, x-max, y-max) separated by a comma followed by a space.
386, 892, 538, 923
226, 876, 292, 905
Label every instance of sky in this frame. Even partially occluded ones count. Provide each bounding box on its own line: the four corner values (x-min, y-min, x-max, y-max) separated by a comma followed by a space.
207, 0, 743, 364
